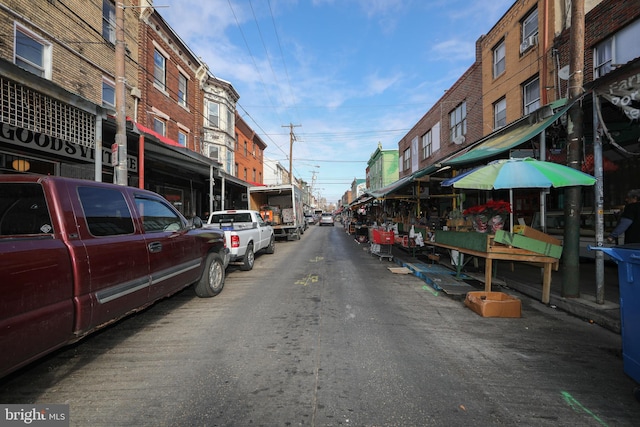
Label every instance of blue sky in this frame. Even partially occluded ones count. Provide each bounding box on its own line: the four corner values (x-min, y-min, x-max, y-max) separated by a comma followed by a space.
160, 0, 514, 203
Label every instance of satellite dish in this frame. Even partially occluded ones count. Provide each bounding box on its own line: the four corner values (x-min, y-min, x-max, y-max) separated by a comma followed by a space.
558, 65, 570, 81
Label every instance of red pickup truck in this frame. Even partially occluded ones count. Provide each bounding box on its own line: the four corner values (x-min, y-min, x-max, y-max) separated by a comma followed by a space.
0, 175, 229, 378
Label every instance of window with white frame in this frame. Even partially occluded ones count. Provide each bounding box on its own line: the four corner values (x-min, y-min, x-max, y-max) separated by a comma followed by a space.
493, 40, 505, 78
523, 76, 540, 115
403, 148, 410, 171
178, 73, 188, 107
421, 130, 432, 159
593, 18, 640, 79
153, 117, 166, 136
594, 38, 613, 78
207, 101, 219, 128
178, 130, 187, 147
449, 101, 467, 141
102, 77, 115, 108
227, 109, 234, 133
208, 145, 219, 161
494, 97, 507, 129
153, 49, 166, 91
102, 0, 116, 44
14, 26, 52, 79
522, 8, 538, 40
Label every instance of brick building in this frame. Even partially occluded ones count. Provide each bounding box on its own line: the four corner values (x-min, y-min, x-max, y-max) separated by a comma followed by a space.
235, 112, 266, 185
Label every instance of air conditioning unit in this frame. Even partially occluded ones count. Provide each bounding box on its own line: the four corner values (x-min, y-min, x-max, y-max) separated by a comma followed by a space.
452, 135, 465, 145
520, 34, 538, 54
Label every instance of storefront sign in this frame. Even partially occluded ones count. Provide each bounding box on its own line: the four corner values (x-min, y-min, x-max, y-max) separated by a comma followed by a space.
598, 72, 640, 121
0, 122, 137, 172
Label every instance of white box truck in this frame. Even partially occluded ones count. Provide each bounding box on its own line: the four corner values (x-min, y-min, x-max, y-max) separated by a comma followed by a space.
248, 184, 305, 241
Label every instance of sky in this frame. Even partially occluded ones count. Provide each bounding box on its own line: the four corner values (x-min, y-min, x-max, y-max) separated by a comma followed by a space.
159, 0, 515, 204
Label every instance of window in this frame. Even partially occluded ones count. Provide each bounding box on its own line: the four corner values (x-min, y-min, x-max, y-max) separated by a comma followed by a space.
208, 145, 219, 161
244, 142, 248, 157
594, 38, 613, 78
493, 40, 505, 77
0, 183, 53, 236
14, 26, 51, 79
153, 117, 166, 136
252, 169, 256, 182
252, 142, 256, 157
178, 130, 187, 147
243, 167, 247, 180
78, 187, 135, 236
421, 130, 432, 159
523, 76, 540, 115
207, 101, 219, 128
235, 163, 239, 177
136, 196, 182, 233
153, 49, 166, 91
227, 109, 233, 132
178, 73, 187, 107
494, 97, 507, 129
102, 77, 115, 108
403, 148, 410, 171
522, 8, 538, 40
449, 102, 467, 141
102, 0, 116, 44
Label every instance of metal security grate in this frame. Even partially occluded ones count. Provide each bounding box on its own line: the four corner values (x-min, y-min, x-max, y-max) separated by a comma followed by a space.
0, 77, 95, 148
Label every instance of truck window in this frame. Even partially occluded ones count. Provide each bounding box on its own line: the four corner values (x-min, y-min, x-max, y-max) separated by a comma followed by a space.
0, 183, 53, 236
211, 213, 252, 223
78, 187, 135, 236
135, 196, 183, 232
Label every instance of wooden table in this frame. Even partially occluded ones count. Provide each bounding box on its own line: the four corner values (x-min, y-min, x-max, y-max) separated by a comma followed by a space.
430, 231, 559, 304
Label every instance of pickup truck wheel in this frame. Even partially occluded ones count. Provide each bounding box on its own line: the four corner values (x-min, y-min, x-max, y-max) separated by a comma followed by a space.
240, 243, 255, 271
195, 252, 225, 297
265, 235, 275, 254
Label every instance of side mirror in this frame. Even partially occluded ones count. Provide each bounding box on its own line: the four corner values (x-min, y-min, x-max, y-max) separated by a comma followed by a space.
188, 216, 204, 229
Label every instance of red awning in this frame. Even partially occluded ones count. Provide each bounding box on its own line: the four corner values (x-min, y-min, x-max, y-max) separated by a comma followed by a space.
134, 122, 183, 147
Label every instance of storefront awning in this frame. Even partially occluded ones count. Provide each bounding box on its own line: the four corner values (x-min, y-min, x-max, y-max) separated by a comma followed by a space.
367, 175, 414, 198
444, 98, 578, 167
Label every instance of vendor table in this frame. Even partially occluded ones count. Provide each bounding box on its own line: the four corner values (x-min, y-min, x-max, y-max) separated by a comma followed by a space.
431, 231, 558, 304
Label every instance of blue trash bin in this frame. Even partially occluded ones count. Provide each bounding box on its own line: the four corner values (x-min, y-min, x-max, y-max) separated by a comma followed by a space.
590, 244, 640, 399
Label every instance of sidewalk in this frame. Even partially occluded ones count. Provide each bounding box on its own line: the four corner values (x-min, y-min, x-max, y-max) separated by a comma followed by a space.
388, 243, 622, 334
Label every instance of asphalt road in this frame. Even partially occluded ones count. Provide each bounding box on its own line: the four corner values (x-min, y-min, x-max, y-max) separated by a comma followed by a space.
2, 224, 640, 426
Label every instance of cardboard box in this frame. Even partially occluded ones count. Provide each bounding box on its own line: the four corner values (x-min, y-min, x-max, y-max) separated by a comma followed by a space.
512, 225, 561, 246
464, 291, 522, 318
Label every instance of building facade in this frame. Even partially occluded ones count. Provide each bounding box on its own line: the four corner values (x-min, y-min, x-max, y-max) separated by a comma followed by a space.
235, 112, 266, 185
366, 143, 398, 191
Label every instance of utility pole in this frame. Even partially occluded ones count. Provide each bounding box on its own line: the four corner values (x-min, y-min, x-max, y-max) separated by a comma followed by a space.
114, 1, 127, 185
282, 123, 301, 185
563, 0, 585, 297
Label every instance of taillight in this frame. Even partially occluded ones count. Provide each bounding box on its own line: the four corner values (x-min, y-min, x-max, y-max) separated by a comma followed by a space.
231, 235, 240, 248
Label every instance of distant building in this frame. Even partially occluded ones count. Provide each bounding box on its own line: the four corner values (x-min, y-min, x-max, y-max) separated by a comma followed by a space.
366, 142, 398, 191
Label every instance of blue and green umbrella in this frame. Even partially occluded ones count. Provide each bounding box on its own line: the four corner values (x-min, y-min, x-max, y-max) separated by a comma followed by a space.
441, 157, 596, 190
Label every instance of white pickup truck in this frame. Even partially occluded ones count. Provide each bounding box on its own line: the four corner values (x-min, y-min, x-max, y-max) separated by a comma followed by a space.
206, 210, 275, 270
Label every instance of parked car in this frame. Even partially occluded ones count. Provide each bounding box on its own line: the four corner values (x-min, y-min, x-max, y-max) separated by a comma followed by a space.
0, 175, 229, 378
319, 212, 335, 226
305, 214, 316, 225
205, 210, 275, 271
